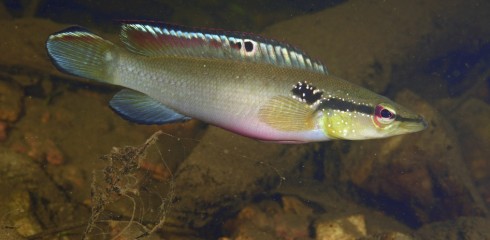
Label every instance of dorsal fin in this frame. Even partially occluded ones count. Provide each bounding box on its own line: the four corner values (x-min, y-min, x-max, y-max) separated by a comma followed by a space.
120, 22, 328, 75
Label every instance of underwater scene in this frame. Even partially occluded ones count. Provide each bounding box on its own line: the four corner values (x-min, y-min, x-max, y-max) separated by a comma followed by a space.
0, 0, 489, 239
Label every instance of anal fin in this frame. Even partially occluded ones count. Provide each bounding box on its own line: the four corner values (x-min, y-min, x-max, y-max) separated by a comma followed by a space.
109, 89, 190, 125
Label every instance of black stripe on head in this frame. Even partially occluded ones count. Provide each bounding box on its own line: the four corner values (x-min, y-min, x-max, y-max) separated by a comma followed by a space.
316, 98, 373, 115
396, 115, 422, 123
291, 81, 324, 105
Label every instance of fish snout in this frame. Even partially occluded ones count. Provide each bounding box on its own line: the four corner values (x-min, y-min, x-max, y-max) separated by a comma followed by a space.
398, 114, 428, 133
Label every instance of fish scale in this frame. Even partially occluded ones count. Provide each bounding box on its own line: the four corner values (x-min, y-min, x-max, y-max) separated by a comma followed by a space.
115, 56, 288, 126
46, 22, 427, 143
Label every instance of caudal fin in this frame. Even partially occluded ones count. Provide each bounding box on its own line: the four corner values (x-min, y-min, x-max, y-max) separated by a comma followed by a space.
46, 26, 116, 83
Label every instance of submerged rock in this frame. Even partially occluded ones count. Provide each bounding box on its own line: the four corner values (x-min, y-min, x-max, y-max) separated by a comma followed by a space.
0, 0, 489, 238
222, 195, 313, 239
415, 217, 490, 240
0, 121, 8, 141
0, 2, 11, 20
450, 98, 490, 203
0, 228, 25, 240
0, 148, 80, 238
264, 0, 490, 94
0, 19, 69, 77
339, 90, 487, 226
0, 80, 23, 122
315, 214, 367, 240
221, 182, 414, 240
169, 126, 309, 230
359, 232, 415, 240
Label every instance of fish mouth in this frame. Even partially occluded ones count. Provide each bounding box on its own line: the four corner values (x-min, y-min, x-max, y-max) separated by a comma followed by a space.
398, 114, 428, 133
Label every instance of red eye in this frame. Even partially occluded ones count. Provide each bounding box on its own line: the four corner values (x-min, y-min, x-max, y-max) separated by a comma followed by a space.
374, 104, 396, 127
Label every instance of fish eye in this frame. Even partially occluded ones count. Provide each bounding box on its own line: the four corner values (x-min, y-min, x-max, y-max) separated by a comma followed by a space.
374, 104, 396, 127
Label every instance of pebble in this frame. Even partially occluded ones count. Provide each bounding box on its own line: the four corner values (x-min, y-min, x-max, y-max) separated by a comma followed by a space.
0, 121, 8, 141
0, 81, 23, 122
315, 214, 367, 240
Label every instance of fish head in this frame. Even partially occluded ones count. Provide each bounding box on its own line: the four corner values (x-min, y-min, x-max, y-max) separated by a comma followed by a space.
317, 94, 427, 140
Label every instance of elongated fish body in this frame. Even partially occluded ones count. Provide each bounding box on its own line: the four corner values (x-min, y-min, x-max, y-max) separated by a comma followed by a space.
46, 22, 427, 143
116, 57, 327, 141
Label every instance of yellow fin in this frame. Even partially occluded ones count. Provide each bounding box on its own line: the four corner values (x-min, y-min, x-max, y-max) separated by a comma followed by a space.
259, 96, 315, 131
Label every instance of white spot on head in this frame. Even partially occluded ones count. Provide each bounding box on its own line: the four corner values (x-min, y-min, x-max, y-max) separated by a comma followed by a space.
104, 52, 113, 61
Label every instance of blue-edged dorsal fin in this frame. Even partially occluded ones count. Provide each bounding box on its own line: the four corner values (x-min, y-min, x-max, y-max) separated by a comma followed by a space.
109, 89, 190, 125
120, 22, 328, 75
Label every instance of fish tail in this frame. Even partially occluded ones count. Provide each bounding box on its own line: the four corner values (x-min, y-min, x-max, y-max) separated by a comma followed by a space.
46, 26, 116, 83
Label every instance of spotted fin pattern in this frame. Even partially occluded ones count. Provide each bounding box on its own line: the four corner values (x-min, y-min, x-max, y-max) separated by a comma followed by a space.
120, 22, 328, 75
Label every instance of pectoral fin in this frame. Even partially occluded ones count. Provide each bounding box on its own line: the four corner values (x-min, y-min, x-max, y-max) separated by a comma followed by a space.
109, 89, 190, 125
258, 96, 315, 131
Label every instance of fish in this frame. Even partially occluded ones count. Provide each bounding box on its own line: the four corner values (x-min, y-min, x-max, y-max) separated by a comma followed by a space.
46, 22, 427, 143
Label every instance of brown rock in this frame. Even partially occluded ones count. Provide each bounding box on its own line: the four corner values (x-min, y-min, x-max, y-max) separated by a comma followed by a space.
263, 0, 490, 93
0, 121, 8, 141
45, 140, 64, 165
169, 126, 309, 229
0, 227, 25, 240
18, 132, 64, 165
450, 98, 490, 184
315, 214, 367, 240
340, 90, 487, 225
415, 217, 490, 240
0, 2, 11, 20
0, 19, 71, 78
223, 196, 313, 240
7, 191, 43, 237
359, 232, 414, 240
0, 148, 78, 238
0, 80, 23, 122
